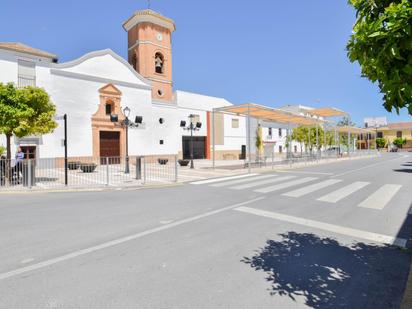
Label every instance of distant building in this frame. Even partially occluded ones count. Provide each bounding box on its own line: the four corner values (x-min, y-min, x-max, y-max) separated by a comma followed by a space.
363, 117, 388, 129
359, 117, 412, 149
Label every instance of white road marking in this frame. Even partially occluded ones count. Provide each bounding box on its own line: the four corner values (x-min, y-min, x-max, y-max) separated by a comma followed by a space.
20, 258, 34, 264
254, 177, 317, 194
283, 179, 342, 198
332, 156, 405, 177
358, 184, 402, 210
0, 197, 264, 281
317, 182, 369, 203
231, 176, 297, 190
235, 206, 407, 247
211, 174, 276, 187
190, 174, 258, 185
276, 170, 334, 176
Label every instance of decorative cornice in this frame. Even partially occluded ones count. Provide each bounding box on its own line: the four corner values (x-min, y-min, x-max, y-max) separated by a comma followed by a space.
147, 77, 172, 84
128, 40, 171, 51
123, 9, 176, 32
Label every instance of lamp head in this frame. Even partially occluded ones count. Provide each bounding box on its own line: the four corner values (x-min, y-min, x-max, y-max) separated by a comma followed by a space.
180, 120, 186, 128
196, 122, 202, 129
123, 106, 131, 118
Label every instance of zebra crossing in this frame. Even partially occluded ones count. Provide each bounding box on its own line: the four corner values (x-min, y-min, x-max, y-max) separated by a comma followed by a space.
190, 173, 403, 211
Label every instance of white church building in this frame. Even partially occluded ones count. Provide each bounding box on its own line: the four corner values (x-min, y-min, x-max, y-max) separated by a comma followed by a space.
0, 9, 307, 161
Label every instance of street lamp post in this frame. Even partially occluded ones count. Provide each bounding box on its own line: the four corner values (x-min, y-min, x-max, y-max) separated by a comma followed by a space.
110, 106, 143, 174
180, 114, 202, 169
123, 107, 131, 173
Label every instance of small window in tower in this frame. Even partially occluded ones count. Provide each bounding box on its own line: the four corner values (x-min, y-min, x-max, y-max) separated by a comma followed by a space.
105, 103, 113, 115
155, 53, 164, 74
157, 89, 164, 97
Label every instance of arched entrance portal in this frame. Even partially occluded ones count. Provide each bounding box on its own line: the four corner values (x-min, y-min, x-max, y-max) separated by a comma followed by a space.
91, 84, 125, 161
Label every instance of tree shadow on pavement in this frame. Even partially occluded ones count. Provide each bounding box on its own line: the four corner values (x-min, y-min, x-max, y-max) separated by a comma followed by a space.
242, 232, 411, 309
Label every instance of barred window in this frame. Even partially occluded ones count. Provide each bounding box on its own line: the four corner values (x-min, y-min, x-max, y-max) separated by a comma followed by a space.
18, 60, 36, 87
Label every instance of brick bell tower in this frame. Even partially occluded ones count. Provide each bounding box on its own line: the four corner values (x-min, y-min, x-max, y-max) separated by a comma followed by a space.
123, 9, 176, 102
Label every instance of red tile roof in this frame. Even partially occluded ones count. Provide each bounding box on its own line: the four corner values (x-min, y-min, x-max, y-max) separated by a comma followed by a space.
388, 122, 412, 130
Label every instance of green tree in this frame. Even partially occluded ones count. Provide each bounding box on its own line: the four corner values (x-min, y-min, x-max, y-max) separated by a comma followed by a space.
0, 83, 57, 160
0, 145, 5, 156
337, 116, 357, 149
376, 137, 387, 148
393, 137, 407, 148
290, 125, 332, 153
347, 0, 412, 115
290, 126, 308, 153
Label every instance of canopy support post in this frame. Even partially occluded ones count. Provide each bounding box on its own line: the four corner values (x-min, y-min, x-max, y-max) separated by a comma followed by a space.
212, 109, 215, 170
247, 104, 251, 174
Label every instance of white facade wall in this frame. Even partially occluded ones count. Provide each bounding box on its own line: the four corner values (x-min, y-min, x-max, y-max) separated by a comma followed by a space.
0, 47, 324, 161
0, 49, 248, 159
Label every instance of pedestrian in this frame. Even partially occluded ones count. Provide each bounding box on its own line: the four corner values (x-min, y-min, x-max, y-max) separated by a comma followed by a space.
0, 155, 5, 186
13, 147, 24, 183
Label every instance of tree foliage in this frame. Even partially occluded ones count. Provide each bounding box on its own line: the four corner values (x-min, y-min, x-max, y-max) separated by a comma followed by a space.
376, 137, 387, 148
0, 83, 57, 159
290, 125, 335, 152
347, 0, 412, 115
393, 137, 407, 147
336, 116, 357, 147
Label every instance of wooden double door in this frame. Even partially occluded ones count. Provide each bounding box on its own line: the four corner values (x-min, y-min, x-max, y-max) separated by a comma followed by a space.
99, 131, 120, 163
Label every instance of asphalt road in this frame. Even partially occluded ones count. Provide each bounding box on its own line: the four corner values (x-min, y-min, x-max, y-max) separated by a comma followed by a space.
0, 152, 411, 309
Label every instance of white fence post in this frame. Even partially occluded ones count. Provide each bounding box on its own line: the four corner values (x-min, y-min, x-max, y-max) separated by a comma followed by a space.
106, 157, 109, 186
28, 159, 32, 189
143, 156, 147, 185
174, 155, 178, 182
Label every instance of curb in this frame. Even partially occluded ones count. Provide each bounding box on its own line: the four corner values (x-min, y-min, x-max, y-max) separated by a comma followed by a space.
401, 262, 412, 309
0, 182, 182, 195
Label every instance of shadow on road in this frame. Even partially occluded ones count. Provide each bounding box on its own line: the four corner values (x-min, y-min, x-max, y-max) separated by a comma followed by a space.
242, 232, 411, 309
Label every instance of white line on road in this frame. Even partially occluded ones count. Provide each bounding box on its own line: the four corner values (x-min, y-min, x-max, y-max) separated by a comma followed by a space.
276, 170, 334, 176
211, 174, 276, 187
358, 184, 402, 210
317, 182, 369, 203
235, 206, 407, 247
190, 174, 258, 185
0, 197, 264, 281
254, 177, 317, 194
231, 176, 297, 190
332, 156, 405, 178
282, 179, 342, 198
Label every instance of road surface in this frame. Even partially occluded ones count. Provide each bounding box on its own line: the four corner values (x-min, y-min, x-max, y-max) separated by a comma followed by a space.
0, 152, 411, 308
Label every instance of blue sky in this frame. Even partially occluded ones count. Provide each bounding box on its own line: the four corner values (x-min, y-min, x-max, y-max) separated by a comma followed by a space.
1, 0, 411, 125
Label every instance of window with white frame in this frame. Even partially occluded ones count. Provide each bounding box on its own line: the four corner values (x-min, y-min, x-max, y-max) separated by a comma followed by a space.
18, 60, 36, 87
268, 127, 272, 137
279, 145, 283, 153
278, 128, 283, 137
231, 118, 239, 128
